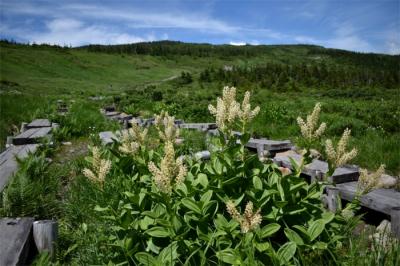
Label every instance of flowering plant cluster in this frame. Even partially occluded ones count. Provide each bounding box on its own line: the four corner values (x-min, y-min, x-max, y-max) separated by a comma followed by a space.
83, 86, 371, 265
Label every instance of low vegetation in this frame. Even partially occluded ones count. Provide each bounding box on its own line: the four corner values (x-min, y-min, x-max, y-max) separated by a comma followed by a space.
0, 40, 399, 264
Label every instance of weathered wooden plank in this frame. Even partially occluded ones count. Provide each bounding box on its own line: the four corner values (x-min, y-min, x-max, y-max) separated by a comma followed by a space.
104, 111, 120, 117
273, 151, 359, 183
110, 113, 133, 121
99, 131, 118, 145
174, 119, 184, 125
12, 127, 52, 145
245, 138, 293, 152
33, 220, 58, 258
26, 119, 51, 129
336, 181, 400, 216
0, 217, 34, 266
195, 150, 211, 160
104, 106, 115, 112
0, 144, 39, 191
180, 123, 216, 131
329, 165, 359, 184
0, 145, 25, 166
392, 207, 400, 238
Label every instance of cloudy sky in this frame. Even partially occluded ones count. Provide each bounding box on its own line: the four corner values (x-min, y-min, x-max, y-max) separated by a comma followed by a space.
0, 0, 399, 54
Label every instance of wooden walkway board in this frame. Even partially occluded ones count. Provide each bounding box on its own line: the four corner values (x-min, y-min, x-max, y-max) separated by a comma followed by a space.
13, 127, 52, 145
26, 119, 51, 129
336, 181, 400, 216
274, 152, 359, 183
99, 131, 118, 145
105, 111, 120, 117
246, 138, 293, 152
0, 144, 39, 191
110, 113, 133, 121
180, 123, 216, 131
0, 217, 34, 266
195, 150, 211, 160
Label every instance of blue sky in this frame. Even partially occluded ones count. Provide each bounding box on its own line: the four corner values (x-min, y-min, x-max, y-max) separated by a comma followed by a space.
1, 0, 399, 54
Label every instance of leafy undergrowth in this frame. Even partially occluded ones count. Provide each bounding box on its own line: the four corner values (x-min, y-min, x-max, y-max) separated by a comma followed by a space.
2, 87, 399, 265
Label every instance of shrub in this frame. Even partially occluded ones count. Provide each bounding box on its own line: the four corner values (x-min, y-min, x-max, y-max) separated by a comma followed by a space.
81, 87, 357, 265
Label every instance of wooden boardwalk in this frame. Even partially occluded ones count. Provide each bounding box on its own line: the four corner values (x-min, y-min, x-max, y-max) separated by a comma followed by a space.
13, 127, 52, 145
0, 217, 34, 265
27, 119, 52, 129
336, 182, 400, 216
0, 144, 39, 191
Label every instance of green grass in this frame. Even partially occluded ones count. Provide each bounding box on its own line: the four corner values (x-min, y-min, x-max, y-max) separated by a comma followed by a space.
1, 41, 399, 173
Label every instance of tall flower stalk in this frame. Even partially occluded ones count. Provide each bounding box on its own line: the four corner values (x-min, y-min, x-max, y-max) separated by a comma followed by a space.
325, 128, 358, 175
357, 164, 386, 195
148, 141, 187, 194
208, 86, 259, 137
154, 111, 180, 143
226, 201, 262, 233
119, 123, 148, 156
83, 147, 112, 188
297, 103, 326, 142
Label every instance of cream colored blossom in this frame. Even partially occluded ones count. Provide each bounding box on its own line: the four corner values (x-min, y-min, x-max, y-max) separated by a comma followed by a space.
297, 103, 326, 140
83, 147, 111, 187
325, 128, 358, 168
208, 86, 241, 134
209, 86, 260, 135
358, 164, 386, 194
148, 141, 187, 194
239, 91, 260, 124
154, 111, 180, 143
226, 201, 262, 233
119, 123, 148, 155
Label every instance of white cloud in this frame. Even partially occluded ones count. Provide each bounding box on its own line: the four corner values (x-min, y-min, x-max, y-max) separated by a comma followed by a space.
229, 41, 246, 46
26, 18, 156, 46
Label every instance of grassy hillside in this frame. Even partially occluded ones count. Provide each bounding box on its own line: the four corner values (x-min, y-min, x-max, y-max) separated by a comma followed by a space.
0, 41, 399, 172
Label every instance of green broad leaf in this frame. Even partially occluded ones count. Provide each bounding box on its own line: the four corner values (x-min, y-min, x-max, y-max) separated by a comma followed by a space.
145, 226, 171, 238
253, 176, 263, 190
277, 242, 297, 265
142, 211, 159, 219
159, 241, 179, 263
255, 242, 271, 252
321, 212, 335, 224
81, 223, 87, 233
135, 252, 158, 265
277, 182, 286, 201
233, 194, 245, 206
289, 181, 307, 192
222, 176, 241, 185
292, 225, 310, 240
139, 216, 155, 230
284, 228, 304, 245
214, 214, 229, 229
308, 219, 325, 241
181, 198, 202, 214
216, 248, 241, 265
146, 238, 161, 254
275, 201, 288, 208
123, 191, 136, 198
259, 223, 281, 239
175, 182, 188, 196
200, 190, 213, 205
94, 205, 109, 212
313, 241, 328, 250
205, 164, 215, 175
139, 191, 146, 207
197, 173, 209, 188
213, 158, 223, 175
172, 216, 182, 232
